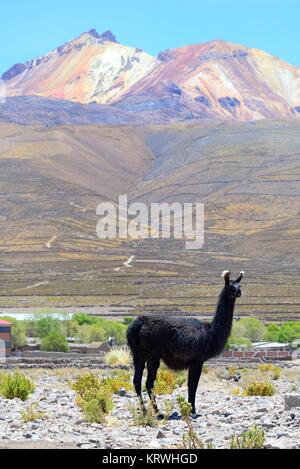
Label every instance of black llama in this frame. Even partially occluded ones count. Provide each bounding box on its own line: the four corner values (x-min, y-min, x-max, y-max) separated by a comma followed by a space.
127, 270, 244, 417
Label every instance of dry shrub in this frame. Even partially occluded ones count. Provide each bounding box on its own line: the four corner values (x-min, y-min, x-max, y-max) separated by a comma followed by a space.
104, 347, 131, 366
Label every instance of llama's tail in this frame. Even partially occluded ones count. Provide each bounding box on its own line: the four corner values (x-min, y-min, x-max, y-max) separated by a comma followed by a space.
127, 316, 144, 354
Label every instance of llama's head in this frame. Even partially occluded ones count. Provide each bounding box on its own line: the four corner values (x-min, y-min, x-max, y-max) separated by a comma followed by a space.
222, 270, 244, 299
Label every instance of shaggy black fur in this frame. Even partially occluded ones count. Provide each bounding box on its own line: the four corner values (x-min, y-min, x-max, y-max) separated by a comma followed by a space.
127, 270, 244, 416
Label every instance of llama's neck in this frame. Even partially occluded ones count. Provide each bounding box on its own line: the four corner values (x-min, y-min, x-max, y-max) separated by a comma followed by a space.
208, 288, 236, 357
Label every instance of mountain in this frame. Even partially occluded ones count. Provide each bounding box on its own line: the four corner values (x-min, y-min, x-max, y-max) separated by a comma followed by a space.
2, 30, 158, 106
118, 40, 300, 121
0, 120, 299, 320
2, 30, 300, 122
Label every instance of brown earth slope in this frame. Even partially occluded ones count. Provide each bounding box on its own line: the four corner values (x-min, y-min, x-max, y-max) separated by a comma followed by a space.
0, 121, 299, 320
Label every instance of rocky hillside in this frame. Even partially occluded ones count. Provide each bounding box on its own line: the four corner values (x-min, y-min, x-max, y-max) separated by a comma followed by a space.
0, 120, 299, 319
0, 96, 143, 126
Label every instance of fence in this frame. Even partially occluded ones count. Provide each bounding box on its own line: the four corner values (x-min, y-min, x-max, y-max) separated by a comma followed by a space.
221, 350, 292, 361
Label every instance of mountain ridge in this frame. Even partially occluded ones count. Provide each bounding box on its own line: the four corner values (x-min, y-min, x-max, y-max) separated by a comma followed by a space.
2, 29, 300, 122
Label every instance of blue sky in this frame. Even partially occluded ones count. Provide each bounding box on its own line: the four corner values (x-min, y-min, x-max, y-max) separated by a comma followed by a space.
1, 0, 299, 73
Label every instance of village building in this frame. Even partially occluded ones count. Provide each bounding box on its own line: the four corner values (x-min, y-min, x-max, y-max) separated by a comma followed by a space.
0, 319, 12, 357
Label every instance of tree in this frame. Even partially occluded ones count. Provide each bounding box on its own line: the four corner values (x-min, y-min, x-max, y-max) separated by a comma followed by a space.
240, 318, 266, 342
77, 325, 106, 344
231, 318, 266, 343
61, 319, 79, 338
73, 313, 97, 326
265, 322, 300, 344
264, 324, 281, 342
41, 331, 69, 352
11, 322, 27, 349
75, 315, 127, 345
24, 319, 36, 338
35, 317, 61, 338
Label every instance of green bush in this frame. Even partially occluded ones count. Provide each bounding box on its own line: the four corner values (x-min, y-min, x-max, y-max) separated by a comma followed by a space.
175, 371, 186, 387
177, 396, 192, 418
177, 397, 213, 449
35, 316, 62, 338
230, 318, 266, 344
154, 369, 177, 395
0, 372, 35, 401
23, 319, 37, 338
100, 320, 127, 345
244, 381, 275, 397
73, 313, 98, 326
127, 401, 158, 427
74, 383, 114, 424
226, 337, 252, 350
21, 403, 46, 422
62, 319, 79, 338
228, 319, 300, 347
81, 394, 113, 424
240, 318, 266, 342
230, 426, 265, 449
143, 369, 186, 395
123, 317, 134, 325
12, 322, 27, 349
258, 364, 281, 380
72, 373, 100, 396
264, 323, 281, 342
100, 376, 133, 394
74, 314, 127, 345
77, 324, 106, 344
41, 331, 69, 352
265, 321, 300, 344
72, 373, 114, 424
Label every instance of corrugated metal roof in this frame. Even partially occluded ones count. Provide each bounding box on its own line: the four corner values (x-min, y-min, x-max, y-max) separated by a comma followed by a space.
253, 342, 289, 349
0, 319, 12, 325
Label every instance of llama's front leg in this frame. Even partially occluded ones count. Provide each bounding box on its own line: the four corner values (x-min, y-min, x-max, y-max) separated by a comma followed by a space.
133, 356, 146, 413
146, 359, 163, 419
188, 362, 203, 417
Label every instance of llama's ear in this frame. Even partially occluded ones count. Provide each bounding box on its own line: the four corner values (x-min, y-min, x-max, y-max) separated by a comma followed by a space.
236, 271, 245, 283
222, 270, 231, 285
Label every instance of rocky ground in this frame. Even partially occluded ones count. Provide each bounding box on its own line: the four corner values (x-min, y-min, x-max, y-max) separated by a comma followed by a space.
0, 365, 299, 450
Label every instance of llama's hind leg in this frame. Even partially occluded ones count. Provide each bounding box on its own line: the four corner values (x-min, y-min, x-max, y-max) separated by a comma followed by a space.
133, 355, 146, 413
146, 359, 163, 419
188, 361, 203, 418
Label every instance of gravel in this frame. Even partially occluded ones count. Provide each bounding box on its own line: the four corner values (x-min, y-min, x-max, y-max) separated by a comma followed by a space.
0, 367, 299, 449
